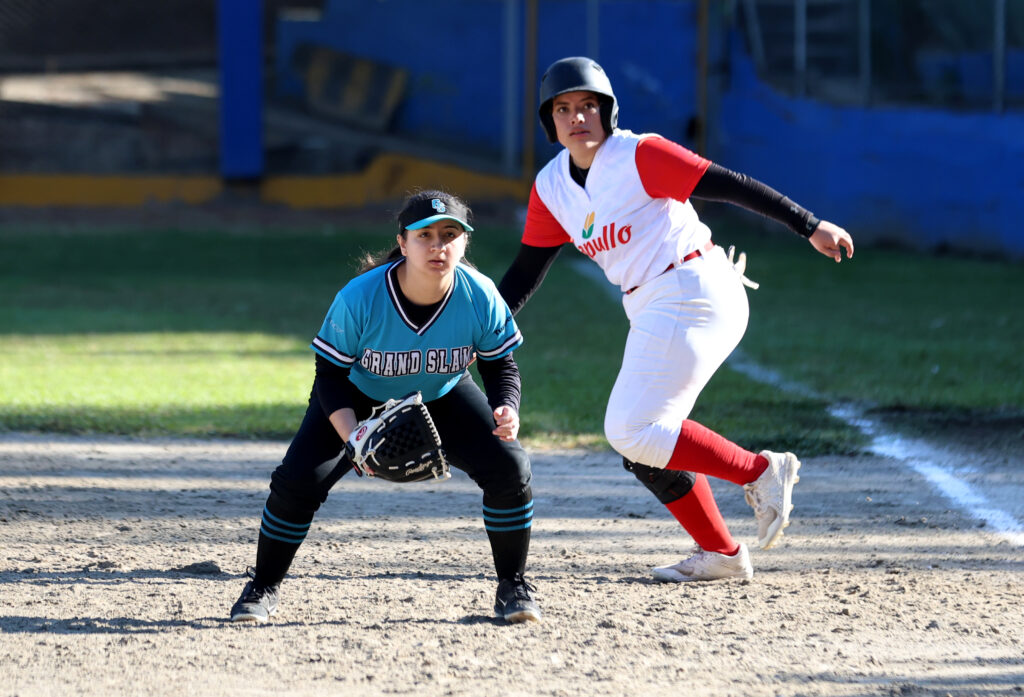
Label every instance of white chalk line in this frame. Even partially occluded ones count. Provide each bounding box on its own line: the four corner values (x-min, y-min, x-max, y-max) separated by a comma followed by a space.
570, 258, 1024, 547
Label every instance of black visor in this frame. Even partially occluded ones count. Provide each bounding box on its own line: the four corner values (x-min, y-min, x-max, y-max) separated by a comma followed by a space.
399, 195, 474, 232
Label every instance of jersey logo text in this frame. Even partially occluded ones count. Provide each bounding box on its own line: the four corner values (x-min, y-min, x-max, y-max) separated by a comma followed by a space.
577, 222, 632, 258
425, 346, 473, 374
360, 349, 422, 377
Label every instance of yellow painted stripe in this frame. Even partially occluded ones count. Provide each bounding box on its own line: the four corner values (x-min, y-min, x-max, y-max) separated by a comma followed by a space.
0, 155, 528, 208
261, 154, 528, 208
0, 175, 222, 206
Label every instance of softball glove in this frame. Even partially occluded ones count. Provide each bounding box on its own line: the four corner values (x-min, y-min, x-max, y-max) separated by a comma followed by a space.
346, 392, 449, 483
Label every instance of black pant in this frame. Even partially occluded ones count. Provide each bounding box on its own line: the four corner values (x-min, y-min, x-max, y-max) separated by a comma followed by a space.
271, 372, 531, 506
254, 372, 533, 586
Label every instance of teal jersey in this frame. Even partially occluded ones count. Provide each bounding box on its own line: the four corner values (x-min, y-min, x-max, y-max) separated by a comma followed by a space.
311, 260, 523, 403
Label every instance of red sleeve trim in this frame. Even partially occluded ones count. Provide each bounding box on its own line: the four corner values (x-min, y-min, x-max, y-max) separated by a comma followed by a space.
635, 135, 711, 202
521, 182, 571, 247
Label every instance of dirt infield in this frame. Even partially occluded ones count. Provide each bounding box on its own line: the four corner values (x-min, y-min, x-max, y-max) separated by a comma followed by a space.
1, 434, 1022, 697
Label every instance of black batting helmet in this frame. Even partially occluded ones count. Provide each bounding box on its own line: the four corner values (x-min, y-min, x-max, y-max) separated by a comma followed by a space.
538, 56, 618, 143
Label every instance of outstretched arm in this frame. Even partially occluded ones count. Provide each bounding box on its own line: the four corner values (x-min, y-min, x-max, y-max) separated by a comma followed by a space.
636, 137, 854, 262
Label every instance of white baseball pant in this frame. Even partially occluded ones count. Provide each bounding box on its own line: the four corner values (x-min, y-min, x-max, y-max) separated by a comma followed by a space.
604, 244, 749, 468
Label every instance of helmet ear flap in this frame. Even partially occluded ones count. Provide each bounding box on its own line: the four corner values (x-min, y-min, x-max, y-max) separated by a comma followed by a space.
599, 96, 618, 136
539, 107, 558, 143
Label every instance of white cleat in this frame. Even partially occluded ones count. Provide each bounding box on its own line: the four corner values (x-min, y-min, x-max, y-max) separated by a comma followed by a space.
744, 450, 801, 549
651, 544, 753, 582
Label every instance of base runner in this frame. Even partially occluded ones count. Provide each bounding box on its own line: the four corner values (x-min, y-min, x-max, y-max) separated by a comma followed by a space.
498, 57, 854, 582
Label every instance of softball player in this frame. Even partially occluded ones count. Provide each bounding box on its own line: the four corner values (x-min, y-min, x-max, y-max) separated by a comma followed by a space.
231, 190, 540, 623
498, 57, 854, 582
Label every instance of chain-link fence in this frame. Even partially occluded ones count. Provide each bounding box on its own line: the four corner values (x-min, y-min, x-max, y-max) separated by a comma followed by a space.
737, 0, 1024, 111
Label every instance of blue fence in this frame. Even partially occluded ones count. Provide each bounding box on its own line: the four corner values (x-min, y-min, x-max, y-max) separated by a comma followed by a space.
266, 0, 1024, 255
275, 0, 703, 167
716, 32, 1024, 256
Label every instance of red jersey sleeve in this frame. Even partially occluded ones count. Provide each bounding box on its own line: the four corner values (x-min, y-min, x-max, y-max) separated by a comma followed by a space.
521, 182, 572, 247
635, 135, 711, 202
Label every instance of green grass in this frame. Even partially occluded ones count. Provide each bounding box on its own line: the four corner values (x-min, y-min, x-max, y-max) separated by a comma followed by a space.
1, 220, 1021, 454
729, 225, 1024, 410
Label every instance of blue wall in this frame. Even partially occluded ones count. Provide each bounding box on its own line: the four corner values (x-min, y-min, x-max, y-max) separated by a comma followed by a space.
716, 32, 1024, 256
272, 1, 1024, 256
276, 0, 702, 163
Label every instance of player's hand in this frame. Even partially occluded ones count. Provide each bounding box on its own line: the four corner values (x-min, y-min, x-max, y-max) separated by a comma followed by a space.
492, 405, 520, 442
809, 220, 854, 262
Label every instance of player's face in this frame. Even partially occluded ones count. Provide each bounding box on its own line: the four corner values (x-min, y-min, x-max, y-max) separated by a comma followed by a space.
551, 91, 606, 156
398, 221, 467, 277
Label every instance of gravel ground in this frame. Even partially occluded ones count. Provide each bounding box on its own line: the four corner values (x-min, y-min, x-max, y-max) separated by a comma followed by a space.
1, 433, 1022, 697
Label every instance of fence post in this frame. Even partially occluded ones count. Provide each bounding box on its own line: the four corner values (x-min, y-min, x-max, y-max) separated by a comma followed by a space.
859, 0, 871, 105
741, 0, 766, 73
794, 0, 807, 97
217, 0, 264, 180
503, 0, 519, 176
521, 0, 538, 188
587, 0, 601, 61
994, 0, 1006, 114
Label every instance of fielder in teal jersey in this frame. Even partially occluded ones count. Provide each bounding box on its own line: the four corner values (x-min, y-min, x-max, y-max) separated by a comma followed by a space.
311, 257, 523, 403
230, 190, 541, 624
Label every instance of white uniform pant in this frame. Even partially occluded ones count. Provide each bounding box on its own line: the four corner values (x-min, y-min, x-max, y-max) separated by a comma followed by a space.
604, 245, 749, 468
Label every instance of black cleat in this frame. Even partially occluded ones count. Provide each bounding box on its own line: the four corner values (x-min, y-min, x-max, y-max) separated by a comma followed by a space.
494, 574, 541, 623
230, 568, 279, 623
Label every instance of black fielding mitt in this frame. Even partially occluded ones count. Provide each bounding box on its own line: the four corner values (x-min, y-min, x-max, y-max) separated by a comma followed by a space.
345, 392, 449, 483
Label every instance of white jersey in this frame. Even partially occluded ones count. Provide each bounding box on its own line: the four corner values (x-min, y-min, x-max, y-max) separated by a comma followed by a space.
533, 130, 712, 291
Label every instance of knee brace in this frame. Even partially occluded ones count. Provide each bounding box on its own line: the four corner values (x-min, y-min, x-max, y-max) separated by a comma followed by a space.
623, 458, 696, 504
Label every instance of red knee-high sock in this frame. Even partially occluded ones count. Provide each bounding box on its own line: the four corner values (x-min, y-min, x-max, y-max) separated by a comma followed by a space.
663, 474, 739, 556
665, 419, 769, 485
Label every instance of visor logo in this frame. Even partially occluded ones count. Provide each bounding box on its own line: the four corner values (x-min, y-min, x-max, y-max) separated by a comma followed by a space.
431, 198, 447, 213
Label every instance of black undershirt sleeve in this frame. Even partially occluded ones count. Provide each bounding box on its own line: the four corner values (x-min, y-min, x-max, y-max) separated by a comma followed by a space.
496, 243, 564, 317
475, 352, 522, 414
314, 354, 359, 417
691, 162, 821, 238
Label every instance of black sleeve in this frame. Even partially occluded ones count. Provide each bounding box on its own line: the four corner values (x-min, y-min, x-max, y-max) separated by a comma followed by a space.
475, 353, 522, 414
691, 162, 820, 238
496, 243, 564, 316
314, 354, 359, 417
